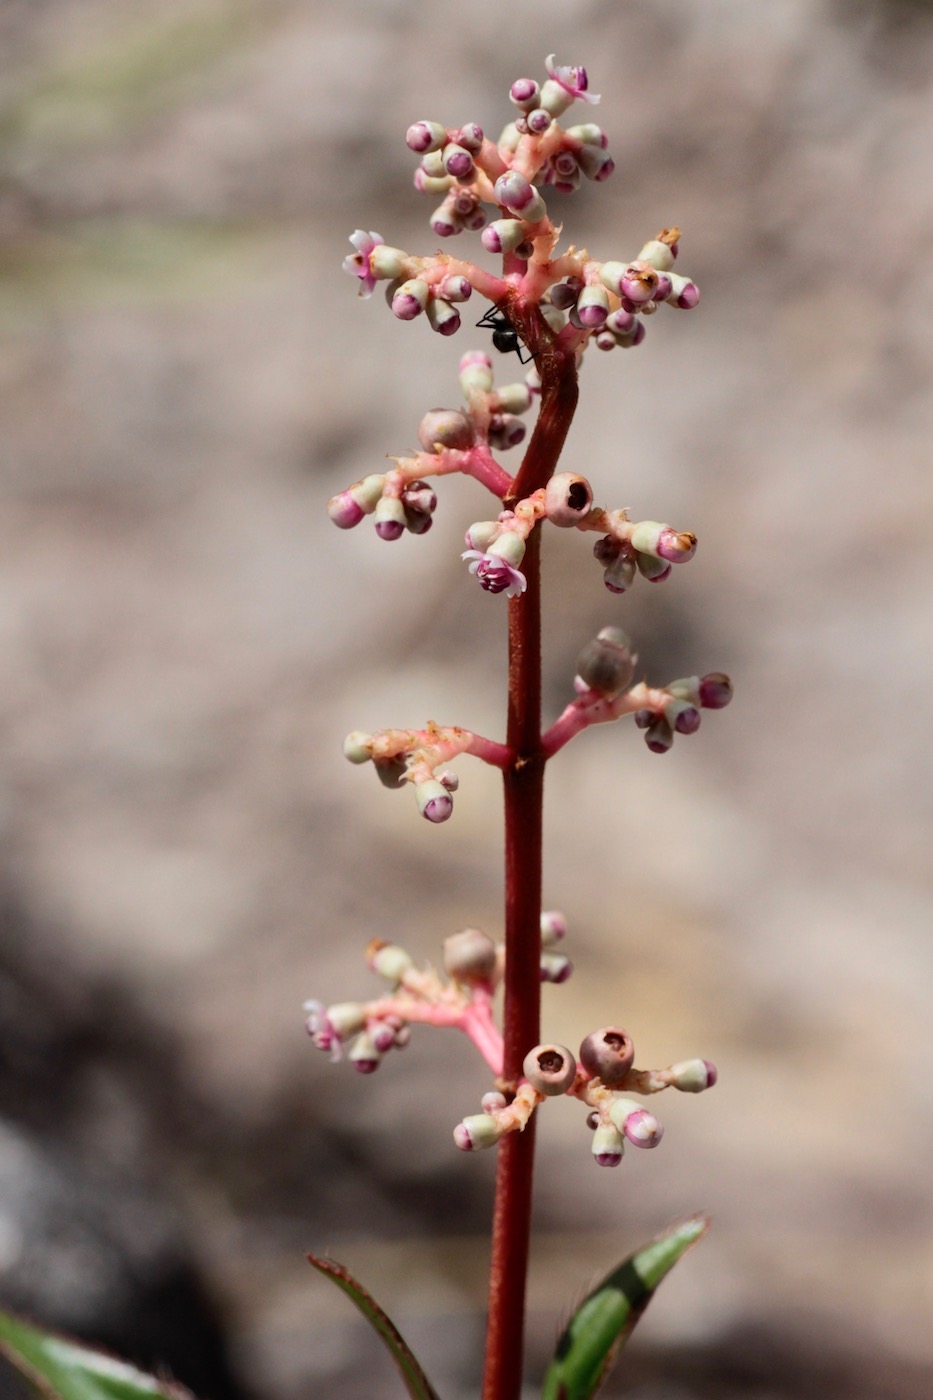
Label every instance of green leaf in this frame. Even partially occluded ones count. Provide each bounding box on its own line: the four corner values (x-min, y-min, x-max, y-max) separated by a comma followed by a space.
308, 1253, 442, 1400
0, 1308, 193, 1400
541, 1213, 710, 1400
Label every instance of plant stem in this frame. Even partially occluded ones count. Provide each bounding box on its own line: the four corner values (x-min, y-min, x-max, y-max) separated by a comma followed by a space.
481, 346, 579, 1400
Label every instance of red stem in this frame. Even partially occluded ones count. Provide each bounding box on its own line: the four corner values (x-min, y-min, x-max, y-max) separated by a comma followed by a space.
481, 341, 579, 1400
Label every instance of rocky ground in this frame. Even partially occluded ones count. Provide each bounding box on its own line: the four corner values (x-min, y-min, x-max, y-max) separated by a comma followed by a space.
0, 2, 931, 1397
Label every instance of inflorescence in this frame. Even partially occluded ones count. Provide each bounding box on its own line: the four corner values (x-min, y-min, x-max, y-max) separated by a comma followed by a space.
305, 913, 715, 1170
319, 58, 728, 1178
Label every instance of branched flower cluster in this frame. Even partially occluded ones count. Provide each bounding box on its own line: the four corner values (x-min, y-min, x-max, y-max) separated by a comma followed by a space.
316, 57, 730, 1192
306, 914, 714, 1170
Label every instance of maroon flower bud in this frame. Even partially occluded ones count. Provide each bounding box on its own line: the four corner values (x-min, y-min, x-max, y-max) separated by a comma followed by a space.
575, 626, 635, 698
578, 1027, 635, 1086
699, 672, 733, 709
644, 718, 674, 753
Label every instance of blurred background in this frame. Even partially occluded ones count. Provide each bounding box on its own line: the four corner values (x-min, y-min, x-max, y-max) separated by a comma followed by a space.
1, 1, 931, 1397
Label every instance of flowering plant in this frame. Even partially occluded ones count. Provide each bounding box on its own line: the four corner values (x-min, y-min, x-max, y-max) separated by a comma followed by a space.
0, 53, 732, 1400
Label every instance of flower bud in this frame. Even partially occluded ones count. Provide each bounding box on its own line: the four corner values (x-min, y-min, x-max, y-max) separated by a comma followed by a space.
575, 284, 610, 327
392, 278, 429, 320
544, 472, 593, 527
464, 519, 500, 552
591, 1122, 624, 1167
454, 1113, 502, 1151
347, 1031, 381, 1074
366, 940, 414, 982
426, 298, 461, 336
635, 551, 671, 583
602, 547, 636, 594
576, 146, 614, 181
443, 143, 474, 178
668, 273, 700, 309
509, 78, 540, 110
644, 718, 674, 753
523, 1044, 576, 1096
481, 218, 528, 254
373, 495, 406, 541
324, 1002, 367, 1040
494, 172, 547, 222
418, 407, 474, 453
481, 1090, 507, 1113
574, 626, 635, 698
370, 1022, 398, 1054
540, 950, 573, 983
699, 673, 733, 709
443, 927, 497, 985
493, 382, 533, 415
343, 731, 373, 764
549, 278, 582, 311
540, 910, 567, 943
415, 779, 453, 823
458, 350, 494, 396
665, 698, 701, 735
406, 120, 447, 153
630, 520, 690, 560
369, 245, 412, 281
526, 107, 552, 134
486, 416, 524, 453
669, 1058, 718, 1092
327, 473, 386, 528
578, 1027, 635, 1086
401, 480, 437, 518
637, 238, 676, 272
618, 1105, 663, 1148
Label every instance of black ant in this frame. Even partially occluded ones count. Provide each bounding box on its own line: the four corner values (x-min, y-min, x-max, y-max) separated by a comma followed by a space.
476, 305, 534, 364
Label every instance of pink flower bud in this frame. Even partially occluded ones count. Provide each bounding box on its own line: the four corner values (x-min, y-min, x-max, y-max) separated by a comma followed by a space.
481, 219, 527, 254
454, 1114, 502, 1151
373, 496, 406, 541
425, 299, 461, 336
540, 910, 567, 943
576, 284, 610, 327
612, 1103, 664, 1148
443, 143, 474, 178
406, 120, 446, 153
591, 1122, 624, 1167
415, 779, 453, 823
493, 172, 547, 222
391, 278, 429, 320
669, 1059, 717, 1092
347, 1031, 381, 1074
540, 951, 573, 983
481, 1090, 507, 1114
509, 78, 540, 109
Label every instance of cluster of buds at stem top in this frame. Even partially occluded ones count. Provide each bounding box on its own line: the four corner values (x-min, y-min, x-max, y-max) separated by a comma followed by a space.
454, 1025, 717, 1168
326, 352, 534, 543
541, 624, 733, 758
305, 911, 572, 1079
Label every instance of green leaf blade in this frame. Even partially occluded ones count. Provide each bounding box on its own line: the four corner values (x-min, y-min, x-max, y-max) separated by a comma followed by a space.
541, 1213, 709, 1400
308, 1253, 442, 1400
0, 1309, 193, 1400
